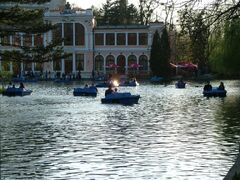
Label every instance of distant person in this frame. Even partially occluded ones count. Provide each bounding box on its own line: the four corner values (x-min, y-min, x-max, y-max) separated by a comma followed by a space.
114, 87, 118, 92
90, 83, 98, 92
218, 82, 225, 90
19, 82, 25, 89
105, 85, 114, 96
204, 81, 212, 91
8, 82, 12, 88
84, 84, 89, 88
77, 71, 81, 80
92, 70, 95, 80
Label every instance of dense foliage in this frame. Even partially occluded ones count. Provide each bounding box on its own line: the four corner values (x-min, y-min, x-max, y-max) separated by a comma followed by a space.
94, 0, 138, 25
209, 19, 240, 76
150, 28, 171, 78
93, 0, 158, 25
179, 8, 210, 73
0, 0, 65, 64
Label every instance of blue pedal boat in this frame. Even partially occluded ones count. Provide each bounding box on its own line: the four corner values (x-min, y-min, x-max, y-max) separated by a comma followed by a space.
2, 87, 32, 96
73, 87, 97, 97
101, 92, 140, 105
203, 88, 227, 97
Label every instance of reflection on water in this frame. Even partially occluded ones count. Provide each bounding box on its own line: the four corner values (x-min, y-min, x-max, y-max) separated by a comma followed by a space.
0, 80, 240, 179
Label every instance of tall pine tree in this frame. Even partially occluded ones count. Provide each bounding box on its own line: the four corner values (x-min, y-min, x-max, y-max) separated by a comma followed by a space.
150, 30, 161, 76
150, 28, 171, 78
0, 0, 65, 64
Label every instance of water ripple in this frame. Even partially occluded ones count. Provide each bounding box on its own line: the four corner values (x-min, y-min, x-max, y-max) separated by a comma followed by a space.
0, 80, 240, 179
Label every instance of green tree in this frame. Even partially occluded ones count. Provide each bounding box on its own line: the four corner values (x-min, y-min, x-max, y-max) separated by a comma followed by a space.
0, 0, 65, 64
179, 8, 210, 73
209, 19, 240, 76
150, 30, 161, 75
93, 0, 138, 25
150, 28, 171, 78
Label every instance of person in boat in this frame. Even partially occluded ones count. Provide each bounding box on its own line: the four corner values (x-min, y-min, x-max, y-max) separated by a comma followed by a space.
105, 85, 114, 96
203, 81, 212, 91
114, 87, 118, 92
218, 82, 225, 90
19, 82, 25, 89
177, 79, 185, 85
84, 84, 89, 88
8, 82, 12, 88
90, 83, 98, 92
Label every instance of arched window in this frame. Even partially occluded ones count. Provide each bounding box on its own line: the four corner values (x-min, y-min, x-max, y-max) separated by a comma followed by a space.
64, 23, 73, 46
106, 55, 115, 66
128, 55, 137, 66
117, 55, 126, 74
95, 55, 104, 71
75, 23, 85, 46
139, 55, 148, 71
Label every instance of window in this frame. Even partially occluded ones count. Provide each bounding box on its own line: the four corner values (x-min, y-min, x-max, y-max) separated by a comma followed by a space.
117, 33, 125, 45
128, 55, 137, 66
35, 63, 43, 71
75, 23, 85, 46
65, 54, 73, 74
53, 59, 61, 71
128, 33, 137, 45
34, 34, 43, 47
76, 53, 84, 71
139, 33, 148, 45
106, 33, 115, 45
52, 23, 62, 45
106, 55, 115, 66
12, 34, 21, 47
117, 55, 126, 74
23, 34, 32, 47
95, 33, 104, 45
139, 55, 148, 71
1, 36, 10, 46
64, 23, 73, 46
95, 55, 104, 71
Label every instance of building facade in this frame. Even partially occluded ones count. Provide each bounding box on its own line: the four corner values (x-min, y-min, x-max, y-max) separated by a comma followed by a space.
0, 0, 164, 78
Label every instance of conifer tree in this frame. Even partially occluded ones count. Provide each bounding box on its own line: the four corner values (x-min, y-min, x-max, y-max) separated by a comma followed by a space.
150, 28, 171, 78
150, 30, 161, 76
0, 0, 65, 64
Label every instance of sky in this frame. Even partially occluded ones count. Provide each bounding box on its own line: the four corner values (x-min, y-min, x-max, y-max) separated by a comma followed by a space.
68, 0, 138, 9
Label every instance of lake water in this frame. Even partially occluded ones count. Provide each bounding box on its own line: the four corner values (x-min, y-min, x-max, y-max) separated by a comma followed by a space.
0, 80, 240, 179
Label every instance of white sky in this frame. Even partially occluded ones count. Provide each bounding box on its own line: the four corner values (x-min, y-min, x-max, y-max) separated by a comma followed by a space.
68, 0, 138, 9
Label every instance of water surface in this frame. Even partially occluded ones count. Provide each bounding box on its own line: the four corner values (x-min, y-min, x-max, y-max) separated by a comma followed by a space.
0, 80, 240, 179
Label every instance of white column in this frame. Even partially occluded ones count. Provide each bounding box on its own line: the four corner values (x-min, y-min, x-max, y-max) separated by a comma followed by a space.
103, 57, 106, 74
137, 32, 139, 46
10, 35, 13, 45
115, 32, 117, 46
32, 34, 34, 72
20, 34, 24, 75
125, 33, 128, 46
10, 62, 13, 72
83, 54, 86, 71
61, 59, 65, 76
73, 23, 76, 47
21, 63, 24, 76
104, 33, 106, 46
32, 63, 35, 72
125, 57, 128, 75
85, 31, 88, 49
73, 53, 76, 75
43, 33, 47, 47
62, 23, 64, 46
